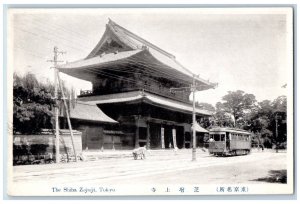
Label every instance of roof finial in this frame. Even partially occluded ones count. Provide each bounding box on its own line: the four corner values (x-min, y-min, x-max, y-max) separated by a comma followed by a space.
108, 18, 114, 25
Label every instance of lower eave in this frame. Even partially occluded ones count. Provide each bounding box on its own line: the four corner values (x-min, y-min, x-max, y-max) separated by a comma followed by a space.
78, 91, 213, 116
57, 49, 216, 88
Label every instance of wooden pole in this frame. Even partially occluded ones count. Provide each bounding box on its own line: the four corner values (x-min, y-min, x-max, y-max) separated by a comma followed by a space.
53, 47, 60, 163
275, 113, 278, 153
161, 125, 165, 149
57, 72, 78, 162
192, 75, 196, 161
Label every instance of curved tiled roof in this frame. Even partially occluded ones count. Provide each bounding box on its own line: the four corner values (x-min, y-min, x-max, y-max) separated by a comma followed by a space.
58, 19, 216, 88
60, 101, 117, 123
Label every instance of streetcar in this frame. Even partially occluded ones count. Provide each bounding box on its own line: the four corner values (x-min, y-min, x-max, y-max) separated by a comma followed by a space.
208, 127, 251, 156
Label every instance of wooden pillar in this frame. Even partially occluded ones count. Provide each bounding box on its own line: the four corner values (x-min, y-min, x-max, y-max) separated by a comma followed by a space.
146, 122, 150, 149
183, 132, 186, 149
161, 125, 165, 149
173, 127, 177, 149
112, 135, 115, 150
135, 116, 140, 148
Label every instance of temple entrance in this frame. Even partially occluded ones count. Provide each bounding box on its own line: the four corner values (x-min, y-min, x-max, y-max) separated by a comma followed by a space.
184, 132, 192, 148
164, 126, 173, 149
149, 123, 161, 149
148, 123, 185, 149
176, 126, 184, 149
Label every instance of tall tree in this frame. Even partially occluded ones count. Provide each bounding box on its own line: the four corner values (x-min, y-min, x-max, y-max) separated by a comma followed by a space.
271, 96, 287, 148
196, 102, 216, 112
13, 72, 55, 134
217, 90, 257, 127
213, 102, 235, 127
243, 96, 287, 148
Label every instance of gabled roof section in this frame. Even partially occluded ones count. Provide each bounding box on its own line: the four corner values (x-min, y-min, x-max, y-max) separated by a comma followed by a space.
192, 123, 209, 133
63, 19, 216, 88
60, 101, 117, 123
86, 20, 139, 59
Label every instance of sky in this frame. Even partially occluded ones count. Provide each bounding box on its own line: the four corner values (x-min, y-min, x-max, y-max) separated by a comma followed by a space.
8, 8, 293, 106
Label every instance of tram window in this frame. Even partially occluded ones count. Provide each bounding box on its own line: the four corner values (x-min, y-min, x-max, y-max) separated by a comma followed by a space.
221, 134, 225, 141
214, 134, 220, 141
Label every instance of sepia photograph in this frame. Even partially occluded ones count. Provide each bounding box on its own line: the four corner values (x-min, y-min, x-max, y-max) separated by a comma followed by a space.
5, 7, 294, 196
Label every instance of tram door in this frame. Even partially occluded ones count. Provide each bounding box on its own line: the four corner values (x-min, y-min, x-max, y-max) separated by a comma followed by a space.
226, 132, 230, 150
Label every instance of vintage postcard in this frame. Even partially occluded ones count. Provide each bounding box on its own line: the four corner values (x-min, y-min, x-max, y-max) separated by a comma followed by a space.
5, 7, 294, 196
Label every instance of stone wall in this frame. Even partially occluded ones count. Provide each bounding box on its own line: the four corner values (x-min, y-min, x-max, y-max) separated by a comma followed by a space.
13, 131, 82, 165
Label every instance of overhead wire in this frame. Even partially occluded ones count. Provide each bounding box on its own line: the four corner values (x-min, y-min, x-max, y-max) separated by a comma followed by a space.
14, 26, 87, 53
28, 20, 92, 50
14, 46, 45, 59
99, 64, 164, 85
32, 18, 88, 40
75, 60, 192, 91
14, 19, 206, 88
22, 21, 196, 85
122, 57, 192, 86
96, 53, 192, 86
14, 28, 192, 87
78, 63, 173, 86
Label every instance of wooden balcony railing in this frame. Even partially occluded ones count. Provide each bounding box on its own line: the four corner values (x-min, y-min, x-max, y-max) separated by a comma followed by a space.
79, 84, 190, 103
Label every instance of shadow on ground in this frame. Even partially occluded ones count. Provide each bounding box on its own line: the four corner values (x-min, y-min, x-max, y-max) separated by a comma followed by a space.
251, 170, 287, 183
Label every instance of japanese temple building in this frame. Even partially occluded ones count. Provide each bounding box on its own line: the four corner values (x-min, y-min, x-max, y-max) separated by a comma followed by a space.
58, 19, 216, 150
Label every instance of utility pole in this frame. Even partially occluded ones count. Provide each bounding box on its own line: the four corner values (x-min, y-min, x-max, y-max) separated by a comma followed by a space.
54, 47, 60, 163
170, 75, 208, 162
275, 112, 279, 153
191, 75, 197, 161
48, 46, 64, 163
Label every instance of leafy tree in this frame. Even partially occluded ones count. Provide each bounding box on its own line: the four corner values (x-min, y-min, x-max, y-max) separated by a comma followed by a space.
242, 96, 287, 149
215, 90, 257, 127
271, 96, 287, 149
196, 102, 216, 112
13, 72, 55, 134
213, 102, 235, 127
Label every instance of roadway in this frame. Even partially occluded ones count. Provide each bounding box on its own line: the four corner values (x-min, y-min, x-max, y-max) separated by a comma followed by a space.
12, 149, 287, 185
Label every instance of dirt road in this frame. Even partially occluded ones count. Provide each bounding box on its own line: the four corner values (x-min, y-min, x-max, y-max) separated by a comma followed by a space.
12, 149, 287, 185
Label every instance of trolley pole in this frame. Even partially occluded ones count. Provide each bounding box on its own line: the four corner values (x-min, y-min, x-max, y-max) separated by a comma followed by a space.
192, 75, 197, 161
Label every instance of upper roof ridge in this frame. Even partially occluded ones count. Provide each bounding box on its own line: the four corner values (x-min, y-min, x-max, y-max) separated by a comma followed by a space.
108, 19, 176, 59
